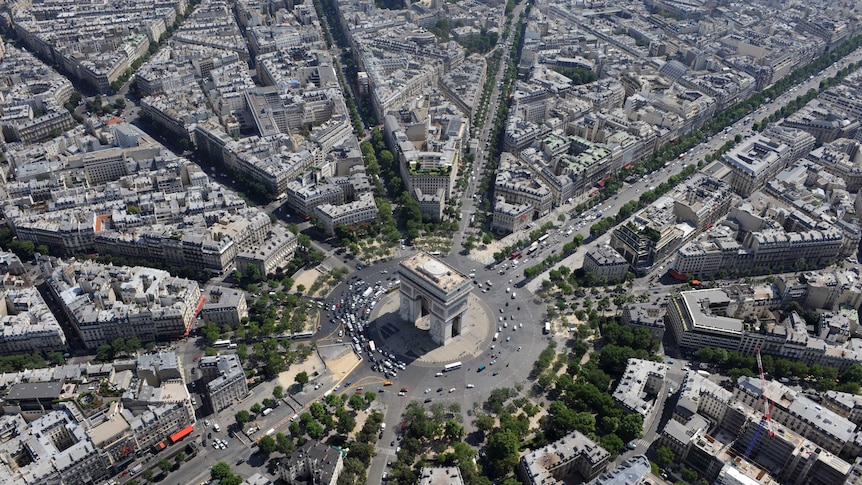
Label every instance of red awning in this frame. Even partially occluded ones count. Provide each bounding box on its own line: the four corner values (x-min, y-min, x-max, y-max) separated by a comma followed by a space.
597, 180, 605, 187
624, 164, 633, 170
169, 425, 194, 443
669, 268, 688, 281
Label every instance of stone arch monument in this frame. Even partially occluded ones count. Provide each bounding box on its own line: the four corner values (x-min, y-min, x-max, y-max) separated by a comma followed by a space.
397, 252, 472, 345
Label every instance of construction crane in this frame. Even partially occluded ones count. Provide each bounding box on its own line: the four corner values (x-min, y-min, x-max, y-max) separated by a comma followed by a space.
744, 347, 774, 459
755, 346, 775, 438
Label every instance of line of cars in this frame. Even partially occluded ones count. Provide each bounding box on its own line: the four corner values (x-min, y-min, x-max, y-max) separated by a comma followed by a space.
329, 277, 394, 352
329, 276, 406, 380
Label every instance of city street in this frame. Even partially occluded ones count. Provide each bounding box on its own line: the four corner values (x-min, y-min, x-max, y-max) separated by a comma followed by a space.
95, 28, 862, 485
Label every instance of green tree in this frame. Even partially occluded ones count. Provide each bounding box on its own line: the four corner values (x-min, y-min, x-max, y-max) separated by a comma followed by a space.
295, 371, 309, 386
364, 391, 376, 405
337, 411, 357, 434
175, 451, 186, 464
276, 433, 295, 454
326, 393, 343, 408
273, 386, 284, 399
258, 434, 276, 455
600, 433, 625, 457
656, 445, 675, 467
158, 459, 172, 473
251, 403, 262, 414
201, 321, 221, 344
681, 467, 699, 483
96, 344, 114, 362
444, 420, 465, 441
235, 410, 250, 425
474, 414, 495, 438
210, 461, 233, 480
141, 469, 154, 482
307, 420, 325, 439
486, 429, 520, 478
618, 413, 643, 441
348, 393, 366, 410
310, 401, 327, 421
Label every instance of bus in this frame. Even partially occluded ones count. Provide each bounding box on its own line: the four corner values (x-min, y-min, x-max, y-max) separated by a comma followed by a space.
213, 339, 231, 348
537, 234, 549, 243
443, 362, 462, 372
368, 340, 376, 353
527, 242, 539, 254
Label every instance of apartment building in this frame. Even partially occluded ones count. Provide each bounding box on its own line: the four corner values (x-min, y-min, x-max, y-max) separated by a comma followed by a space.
95, 210, 271, 274
279, 440, 343, 485
314, 192, 379, 236
724, 134, 792, 197
418, 467, 465, 485
820, 84, 862, 120
491, 197, 533, 234
0, 410, 111, 484
286, 180, 346, 217
582, 245, 629, 283
0, 349, 195, 481
621, 303, 666, 342
586, 456, 650, 485
0, 286, 66, 355
782, 101, 860, 144
672, 177, 733, 233
505, 118, 546, 153
610, 197, 684, 275
198, 354, 248, 413
613, 359, 667, 429
734, 376, 857, 456
198, 286, 248, 329
222, 134, 316, 196
439, 55, 487, 121
674, 225, 843, 278
518, 431, 610, 485
235, 226, 298, 277
666, 286, 862, 369
494, 167, 554, 221
806, 138, 862, 191
46, 261, 202, 349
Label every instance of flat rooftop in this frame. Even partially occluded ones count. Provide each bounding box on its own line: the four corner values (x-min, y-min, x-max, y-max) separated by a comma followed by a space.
679, 289, 743, 335
399, 252, 469, 294
6, 381, 63, 401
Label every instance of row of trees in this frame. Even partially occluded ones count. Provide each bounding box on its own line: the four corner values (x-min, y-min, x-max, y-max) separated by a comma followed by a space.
95, 337, 142, 362
475, 8, 528, 229
588, 164, 697, 239
556, 32, 862, 249
0, 229, 49, 260
0, 352, 65, 373
694, 346, 862, 394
